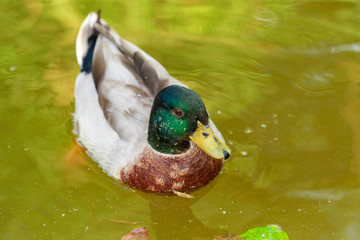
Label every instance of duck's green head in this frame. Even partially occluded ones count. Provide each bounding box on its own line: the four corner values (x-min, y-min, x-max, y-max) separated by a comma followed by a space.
148, 85, 230, 159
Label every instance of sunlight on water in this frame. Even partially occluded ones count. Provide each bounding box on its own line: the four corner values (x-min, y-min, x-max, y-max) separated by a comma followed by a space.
1, 0, 360, 239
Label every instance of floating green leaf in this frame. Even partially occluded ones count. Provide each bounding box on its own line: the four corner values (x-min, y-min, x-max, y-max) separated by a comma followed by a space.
239, 225, 289, 240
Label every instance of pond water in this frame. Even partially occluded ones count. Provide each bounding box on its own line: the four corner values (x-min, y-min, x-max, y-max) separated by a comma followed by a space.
1, 0, 360, 239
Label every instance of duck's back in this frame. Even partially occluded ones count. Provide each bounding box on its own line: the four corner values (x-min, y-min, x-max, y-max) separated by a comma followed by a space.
74, 12, 182, 178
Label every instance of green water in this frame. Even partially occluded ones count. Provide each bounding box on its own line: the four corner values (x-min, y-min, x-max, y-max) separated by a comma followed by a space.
1, 0, 360, 239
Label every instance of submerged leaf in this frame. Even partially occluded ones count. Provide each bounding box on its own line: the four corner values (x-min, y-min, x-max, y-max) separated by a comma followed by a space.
172, 190, 195, 198
120, 228, 150, 240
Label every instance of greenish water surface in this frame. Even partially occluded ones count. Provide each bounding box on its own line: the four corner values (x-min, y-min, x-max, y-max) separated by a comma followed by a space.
1, 0, 360, 239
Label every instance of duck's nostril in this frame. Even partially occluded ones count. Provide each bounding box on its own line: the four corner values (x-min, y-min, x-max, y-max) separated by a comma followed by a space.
223, 150, 230, 160
202, 132, 209, 137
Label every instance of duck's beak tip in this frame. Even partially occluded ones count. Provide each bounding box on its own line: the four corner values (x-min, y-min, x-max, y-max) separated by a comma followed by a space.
223, 150, 230, 160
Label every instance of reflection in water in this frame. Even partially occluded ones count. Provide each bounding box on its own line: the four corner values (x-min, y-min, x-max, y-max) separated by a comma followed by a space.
149, 200, 225, 239
138, 189, 228, 239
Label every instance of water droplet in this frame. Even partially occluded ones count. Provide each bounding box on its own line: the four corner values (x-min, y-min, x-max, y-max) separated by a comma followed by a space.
84, 226, 89, 231
217, 110, 221, 115
24, 148, 28, 151
244, 127, 253, 134
9, 66, 16, 72
61, 213, 65, 217
43, 223, 46, 227
222, 210, 227, 214
260, 123, 267, 129
240, 151, 248, 157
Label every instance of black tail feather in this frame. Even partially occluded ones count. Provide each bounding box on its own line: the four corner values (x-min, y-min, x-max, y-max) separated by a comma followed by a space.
81, 34, 98, 73
81, 10, 101, 73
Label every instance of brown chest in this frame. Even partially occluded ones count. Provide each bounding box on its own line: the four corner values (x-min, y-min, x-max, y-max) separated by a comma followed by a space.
119, 145, 224, 193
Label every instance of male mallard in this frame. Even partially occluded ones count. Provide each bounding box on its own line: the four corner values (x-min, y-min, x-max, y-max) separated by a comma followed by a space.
74, 12, 230, 194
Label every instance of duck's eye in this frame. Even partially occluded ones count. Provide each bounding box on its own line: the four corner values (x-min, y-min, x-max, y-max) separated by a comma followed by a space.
172, 108, 184, 118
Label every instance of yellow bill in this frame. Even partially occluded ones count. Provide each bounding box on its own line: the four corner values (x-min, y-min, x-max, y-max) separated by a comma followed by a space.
189, 121, 231, 160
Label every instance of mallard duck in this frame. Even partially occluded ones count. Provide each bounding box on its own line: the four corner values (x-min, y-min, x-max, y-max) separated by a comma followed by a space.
74, 12, 231, 194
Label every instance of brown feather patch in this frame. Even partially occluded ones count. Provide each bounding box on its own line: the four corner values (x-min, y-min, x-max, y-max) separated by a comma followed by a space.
119, 144, 224, 193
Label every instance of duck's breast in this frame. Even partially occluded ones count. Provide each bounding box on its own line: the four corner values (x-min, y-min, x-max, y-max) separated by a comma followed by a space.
119, 143, 224, 193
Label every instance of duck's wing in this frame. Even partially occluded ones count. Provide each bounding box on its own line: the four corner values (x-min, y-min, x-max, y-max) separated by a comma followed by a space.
74, 12, 182, 178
